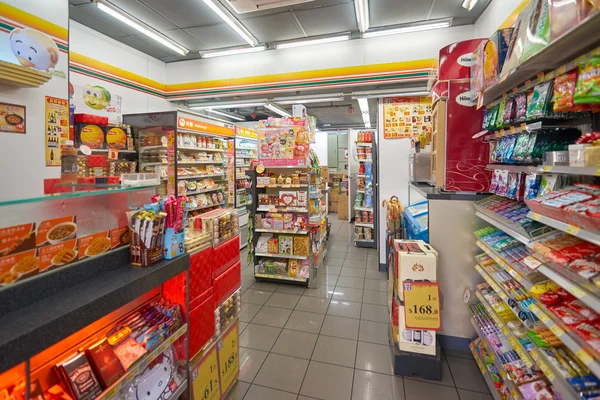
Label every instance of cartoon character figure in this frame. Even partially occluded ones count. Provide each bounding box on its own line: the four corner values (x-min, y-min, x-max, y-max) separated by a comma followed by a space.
83, 85, 111, 110
9, 28, 59, 71
133, 351, 176, 400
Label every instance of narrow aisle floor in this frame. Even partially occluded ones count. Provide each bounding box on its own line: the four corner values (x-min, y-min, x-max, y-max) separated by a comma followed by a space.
230, 217, 492, 400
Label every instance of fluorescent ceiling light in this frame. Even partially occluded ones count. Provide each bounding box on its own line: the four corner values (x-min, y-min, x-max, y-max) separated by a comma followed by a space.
357, 98, 371, 129
461, 0, 479, 10
275, 34, 350, 49
362, 20, 451, 38
354, 0, 369, 33
206, 109, 245, 121
202, 0, 258, 46
264, 103, 291, 117
96, 1, 189, 55
191, 100, 266, 110
275, 94, 345, 104
201, 45, 266, 58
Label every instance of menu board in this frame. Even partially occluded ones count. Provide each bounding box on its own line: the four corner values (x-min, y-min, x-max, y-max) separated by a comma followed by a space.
383, 97, 432, 140
45, 96, 70, 166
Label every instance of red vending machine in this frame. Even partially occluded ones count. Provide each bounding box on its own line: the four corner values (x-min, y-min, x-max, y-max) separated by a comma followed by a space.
430, 40, 490, 192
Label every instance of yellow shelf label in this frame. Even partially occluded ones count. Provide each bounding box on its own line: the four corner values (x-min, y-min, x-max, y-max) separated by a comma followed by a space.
570, 286, 587, 299
538, 358, 556, 381
566, 225, 581, 235
543, 165, 553, 172
531, 213, 541, 221
537, 72, 545, 81
557, 65, 567, 75
550, 325, 565, 337
576, 349, 594, 366
538, 312, 550, 324
502, 327, 510, 337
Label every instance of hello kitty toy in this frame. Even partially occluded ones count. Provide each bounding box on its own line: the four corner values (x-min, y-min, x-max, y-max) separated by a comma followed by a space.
123, 346, 182, 400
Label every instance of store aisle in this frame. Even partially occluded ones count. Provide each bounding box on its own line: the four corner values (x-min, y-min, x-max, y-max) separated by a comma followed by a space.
231, 217, 492, 400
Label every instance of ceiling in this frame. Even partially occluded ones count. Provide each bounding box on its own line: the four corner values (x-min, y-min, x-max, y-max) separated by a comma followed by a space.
69, 0, 492, 63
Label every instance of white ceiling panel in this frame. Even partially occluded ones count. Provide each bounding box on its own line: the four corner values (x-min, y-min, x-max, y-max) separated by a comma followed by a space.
140, 0, 224, 28
294, 2, 356, 36
243, 12, 305, 42
108, 0, 178, 31
370, 0, 433, 28
430, 0, 492, 20
73, 3, 147, 37
291, 0, 351, 10
119, 35, 172, 59
184, 23, 248, 49
69, 0, 91, 5
69, 6, 131, 39
163, 29, 209, 51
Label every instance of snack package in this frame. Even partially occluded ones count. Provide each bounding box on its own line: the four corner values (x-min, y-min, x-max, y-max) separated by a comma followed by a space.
506, 172, 520, 199
528, 81, 554, 119
524, 174, 542, 199
553, 71, 579, 112
122, 346, 183, 400
489, 170, 500, 193
511, 133, 531, 162
484, 29, 513, 88
574, 55, 600, 104
521, 0, 551, 62
503, 96, 516, 125
514, 93, 528, 122
496, 170, 510, 196
550, 0, 581, 40
501, 0, 533, 76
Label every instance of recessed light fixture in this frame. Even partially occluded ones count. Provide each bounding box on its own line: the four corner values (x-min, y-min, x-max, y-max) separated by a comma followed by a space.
461, 0, 479, 11
206, 109, 245, 121
96, 0, 189, 55
275, 93, 345, 104
362, 19, 452, 38
354, 0, 369, 33
200, 45, 267, 58
190, 100, 266, 110
275, 34, 351, 49
264, 103, 291, 117
357, 98, 371, 128
202, 0, 258, 46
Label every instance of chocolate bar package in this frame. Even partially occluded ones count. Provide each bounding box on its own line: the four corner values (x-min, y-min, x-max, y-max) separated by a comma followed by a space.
60, 353, 102, 400
85, 339, 125, 389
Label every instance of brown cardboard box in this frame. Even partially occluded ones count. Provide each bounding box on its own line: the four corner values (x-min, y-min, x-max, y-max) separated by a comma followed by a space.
321, 166, 329, 181
329, 202, 338, 213
337, 194, 348, 220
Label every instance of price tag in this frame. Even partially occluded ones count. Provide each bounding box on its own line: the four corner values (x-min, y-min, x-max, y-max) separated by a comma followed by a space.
576, 349, 594, 366
108, 149, 119, 160
524, 80, 531, 88
557, 65, 567, 75
502, 327, 511, 337
538, 358, 556, 381
550, 324, 565, 337
509, 337, 533, 367
500, 369, 507, 379
509, 126, 516, 134
595, 168, 600, 176
543, 165, 553, 172
566, 225, 581, 235
570, 286, 586, 299
520, 123, 528, 130
192, 345, 220, 400
530, 213, 541, 221
522, 256, 542, 270
512, 86, 519, 93
217, 322, 239, 395
403, 282, 442, 330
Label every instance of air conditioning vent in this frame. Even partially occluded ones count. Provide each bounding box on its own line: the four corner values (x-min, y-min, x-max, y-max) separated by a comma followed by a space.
225, 0, 315, 13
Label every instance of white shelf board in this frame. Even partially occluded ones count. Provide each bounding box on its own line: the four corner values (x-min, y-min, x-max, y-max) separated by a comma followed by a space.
527, 212, 600, 246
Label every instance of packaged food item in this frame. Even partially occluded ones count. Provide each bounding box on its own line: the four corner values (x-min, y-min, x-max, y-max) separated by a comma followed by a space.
574, 55, 600, 104
502, 96, 516, 125
293, 236, 309, 257
521, 0, 551, 62
495, 97, 507, 129
278, 235, 293, 255
279, 191, 298, 207
553, 71, 579, 112
484, 28, 513, 88
550, 0, 581, 40
527, 81, 554, 119
524, 174, 542, 199
501, 0, 533, 76
514, 93, 528, 122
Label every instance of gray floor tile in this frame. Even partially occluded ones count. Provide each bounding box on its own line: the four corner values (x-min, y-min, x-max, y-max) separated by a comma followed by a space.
327, 300, 362, 319
225, 381, 250, 400
323, 265, 342, 275
304, 284, 335, 299
240, 303, 262, 323
329, 244, 350, 252
251, 282, 280, 292
366, 261, 380, 271
241, 275, 254, 288
361, 303, 389, 323
295, 296, 330, 314
284, 310, 325, 333
336, 276, 365, 289
312, 335, 357, 368
345, 252, 368, 261
362, 289, 388, 305
457, 389, 494, 400
239, 321, 248, 334
359, 320, 389, 345
355, 341, 393, 375
243, 385, 297, 400
327, 250, 347, 259
320, 315, 360, 340
253, 353, 309, 394
342, 259, 367, 269
239, 347, 268, 382
365, 269, 388, 280
275, 285, 306, 295
364, 278, 388, 292
325, 274, 339, 285
405, 355, 455, 388
447, 356, 490, 393
352, 370, 405, 400
339, 267, 366, 278
239, 323, 282, 351
265, 292, 301, 310
332, 286, 363, 302
251, 306, 292, 328
242, 289, 273, 305
300, 361, 353, 400
323, 257, 345, 266
404, 379, 460, 400
271, 329, 318, 359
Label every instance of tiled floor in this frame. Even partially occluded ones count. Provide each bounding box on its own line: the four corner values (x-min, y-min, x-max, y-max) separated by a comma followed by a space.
229, 217, 491, 400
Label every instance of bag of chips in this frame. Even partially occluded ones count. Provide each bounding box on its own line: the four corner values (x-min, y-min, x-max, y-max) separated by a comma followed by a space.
574, 55, 600, 104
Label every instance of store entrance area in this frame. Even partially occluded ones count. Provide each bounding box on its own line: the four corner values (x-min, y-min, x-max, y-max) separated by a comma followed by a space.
234, 217, 492, 400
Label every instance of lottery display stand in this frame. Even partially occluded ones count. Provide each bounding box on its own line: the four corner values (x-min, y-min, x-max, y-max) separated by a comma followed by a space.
465, 4, 600, 400
249, 117, 325, 287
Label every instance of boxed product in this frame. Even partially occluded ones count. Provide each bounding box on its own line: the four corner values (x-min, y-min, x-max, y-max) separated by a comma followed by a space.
279, 191, 298, 207
74, 114, 108, 150
278, 235, 293, 255
398, 305, 436, 356
338, 194, 348, 220
293, 236, 309, 257
393, 240, 437, 300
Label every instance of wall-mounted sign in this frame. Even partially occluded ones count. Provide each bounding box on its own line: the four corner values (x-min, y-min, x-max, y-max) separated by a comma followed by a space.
236, 127, 257, 139
45, 96, 69, 166
383, 97, 432, 140
0, 102, 26, 134
177, 116, 235, 137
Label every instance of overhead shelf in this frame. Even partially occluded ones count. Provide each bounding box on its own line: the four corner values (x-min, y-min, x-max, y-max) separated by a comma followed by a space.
474, 210, 550, 249
178, 173, 225, 180
179, 147, 226, 153
186, 186, 225, 196
527, 212, 600, 246
481, 14, 600, 105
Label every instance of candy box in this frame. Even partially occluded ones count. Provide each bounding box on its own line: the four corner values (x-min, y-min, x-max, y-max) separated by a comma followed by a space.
283, 213, 294, 230
267, 237, 279, 254
293, 236, 309, 257
256, 235, 271, 253
279, 191, 298, 207
272, 218, 284, 231
75, 123, 107, 150
297, 191, 308, 208
278, 235, 293, 255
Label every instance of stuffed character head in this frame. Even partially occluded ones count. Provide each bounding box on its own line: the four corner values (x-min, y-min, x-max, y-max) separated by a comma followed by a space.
9, 28, 59, 71
133, 352, 176, 400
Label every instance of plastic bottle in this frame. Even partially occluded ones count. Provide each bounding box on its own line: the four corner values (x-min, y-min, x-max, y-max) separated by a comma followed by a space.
61, 140, 78, 184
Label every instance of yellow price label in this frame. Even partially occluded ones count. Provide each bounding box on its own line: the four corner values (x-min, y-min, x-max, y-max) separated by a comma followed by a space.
576, 349, 594, 366
192, 345, 220, 400
538, 311, 550, 324
510, 126, 516, 134
570, 286, 586, 299
537, 72, 545, 81
595, 168, 600, 176
502, 327, 511, 337
538, 359, 556, 381
566, 225, 581, 235
550, 325, 565, 337
217, 322, 239, 395
530, 213, 541, 221
543, 165, 553, 172
523, 81, 531, 88
557, 65, 567, 75
500, 369, 507, 379
403, 282, 442, 330
105, 388, 117, 399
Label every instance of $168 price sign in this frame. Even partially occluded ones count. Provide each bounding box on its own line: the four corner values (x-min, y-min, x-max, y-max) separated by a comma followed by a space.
403, 281, 442, 330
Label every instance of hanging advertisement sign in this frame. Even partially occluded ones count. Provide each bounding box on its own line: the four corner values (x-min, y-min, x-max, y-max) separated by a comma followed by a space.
45, 96, 69, 166
70, 83, 122, 124
383, 97, 432, 140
